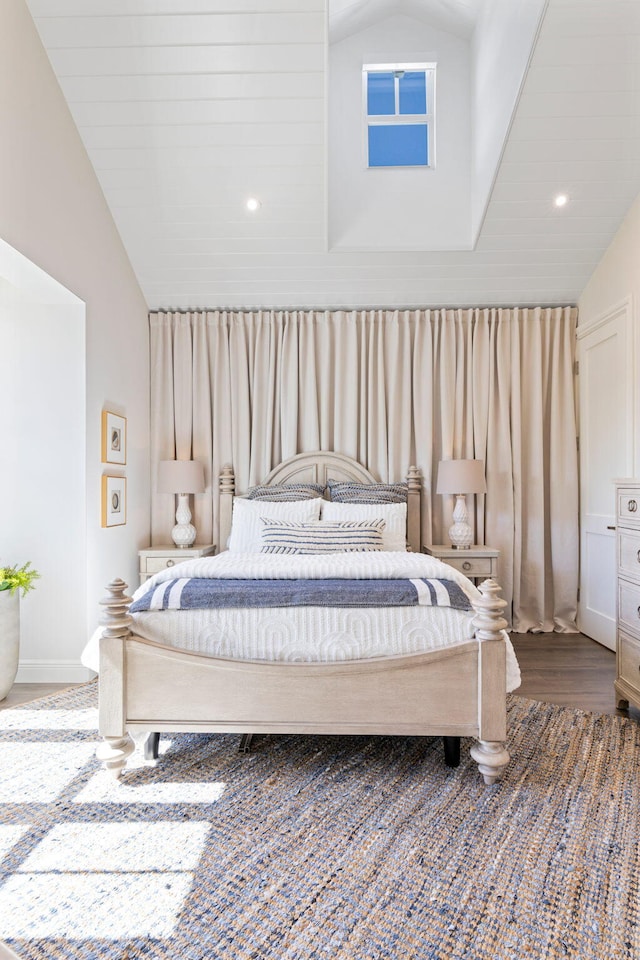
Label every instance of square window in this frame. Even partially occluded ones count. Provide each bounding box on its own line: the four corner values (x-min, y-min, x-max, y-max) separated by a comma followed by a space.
368, 125, 429, 167
363, 62, 435, 169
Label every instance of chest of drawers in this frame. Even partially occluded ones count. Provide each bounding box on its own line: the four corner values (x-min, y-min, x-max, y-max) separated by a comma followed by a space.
614, 482, 640, 711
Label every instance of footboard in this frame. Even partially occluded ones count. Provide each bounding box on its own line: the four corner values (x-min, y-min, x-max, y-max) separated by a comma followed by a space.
97, 578, 510, 784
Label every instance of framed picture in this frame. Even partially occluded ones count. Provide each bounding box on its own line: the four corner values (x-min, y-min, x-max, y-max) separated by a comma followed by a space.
102, 411, 127, 465
102, 476, 127, 528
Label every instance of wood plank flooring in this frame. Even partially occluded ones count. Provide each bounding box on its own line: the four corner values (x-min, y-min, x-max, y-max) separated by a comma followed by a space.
0, 683, 76, 711
1, 634, 638, 721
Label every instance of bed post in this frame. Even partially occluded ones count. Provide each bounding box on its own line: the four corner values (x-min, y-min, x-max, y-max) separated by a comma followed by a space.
469, 578, 511, 785
406, 465, 422, 553
96, 578, 135, 778
219, 463, 235, 554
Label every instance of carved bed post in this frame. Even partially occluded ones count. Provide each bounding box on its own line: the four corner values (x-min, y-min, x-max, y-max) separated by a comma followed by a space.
406, 465, 422, 554
219, 463, 235, 553
469, 579, 511, 785
96, 579, 135, 778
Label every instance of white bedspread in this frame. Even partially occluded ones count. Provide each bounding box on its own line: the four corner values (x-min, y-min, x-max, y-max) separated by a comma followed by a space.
130, 551, 484, 598
83, 551, 520, 691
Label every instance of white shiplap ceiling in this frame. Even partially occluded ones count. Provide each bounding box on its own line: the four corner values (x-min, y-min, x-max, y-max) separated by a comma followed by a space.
25, 0, 640, 309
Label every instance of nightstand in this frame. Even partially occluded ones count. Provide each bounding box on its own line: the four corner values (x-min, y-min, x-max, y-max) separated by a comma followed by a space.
138, 544, 216, 585
423, 545, 499, 584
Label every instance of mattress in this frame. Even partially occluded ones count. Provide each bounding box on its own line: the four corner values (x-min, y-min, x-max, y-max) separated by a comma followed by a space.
129, 604, 521, 691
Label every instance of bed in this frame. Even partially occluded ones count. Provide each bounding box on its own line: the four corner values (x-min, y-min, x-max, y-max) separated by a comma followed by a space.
96, 451, 517, 785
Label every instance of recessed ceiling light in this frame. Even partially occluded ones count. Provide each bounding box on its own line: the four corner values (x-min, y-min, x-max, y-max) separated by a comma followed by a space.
246, 197, 261, 212
554, 194, 568, 208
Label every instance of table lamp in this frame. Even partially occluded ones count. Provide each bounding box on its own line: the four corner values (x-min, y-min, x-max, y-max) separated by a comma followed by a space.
158, 459, 205, 548
436, 459, 486, 549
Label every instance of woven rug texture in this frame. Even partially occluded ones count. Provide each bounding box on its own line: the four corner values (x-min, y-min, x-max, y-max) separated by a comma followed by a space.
0, 682, 638, 960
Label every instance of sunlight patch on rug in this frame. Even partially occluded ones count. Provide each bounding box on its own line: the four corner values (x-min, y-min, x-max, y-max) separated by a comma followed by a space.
0, 744, 95, 803
17, 822, 210, 873
0, 873, 194, 939
0, 708, 98, 732
75, 769, 227, 805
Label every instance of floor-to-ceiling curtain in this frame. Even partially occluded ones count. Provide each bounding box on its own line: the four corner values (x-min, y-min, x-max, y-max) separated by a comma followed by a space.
149, 307, 578, 632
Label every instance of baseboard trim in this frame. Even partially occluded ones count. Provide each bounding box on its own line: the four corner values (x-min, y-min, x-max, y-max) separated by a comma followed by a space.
15, 660, 93, 684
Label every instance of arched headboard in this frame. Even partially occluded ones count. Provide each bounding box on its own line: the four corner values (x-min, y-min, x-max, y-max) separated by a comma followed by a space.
218, 451, 422, 553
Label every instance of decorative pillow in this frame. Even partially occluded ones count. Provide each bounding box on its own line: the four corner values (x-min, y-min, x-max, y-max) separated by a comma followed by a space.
321, 501, 407, 552
248, 482, 325, 502
327, 480, 408, 504
228, 497, 322, 553
260, 518, 386, 554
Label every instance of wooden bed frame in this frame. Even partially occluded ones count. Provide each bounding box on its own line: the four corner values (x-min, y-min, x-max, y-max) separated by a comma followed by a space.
97, 451, 511, 785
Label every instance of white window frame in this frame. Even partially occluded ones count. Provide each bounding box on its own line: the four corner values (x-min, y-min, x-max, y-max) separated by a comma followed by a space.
362, 61, 436, 169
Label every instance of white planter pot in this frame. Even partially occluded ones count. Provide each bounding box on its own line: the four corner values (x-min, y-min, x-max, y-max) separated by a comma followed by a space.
0, 590, 20, 701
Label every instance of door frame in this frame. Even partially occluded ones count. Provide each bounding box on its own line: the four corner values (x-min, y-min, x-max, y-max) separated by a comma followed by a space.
577, 296, 635, 648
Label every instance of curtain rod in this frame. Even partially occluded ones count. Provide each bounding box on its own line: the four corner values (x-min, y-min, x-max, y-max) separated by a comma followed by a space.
149, 303, 576, 315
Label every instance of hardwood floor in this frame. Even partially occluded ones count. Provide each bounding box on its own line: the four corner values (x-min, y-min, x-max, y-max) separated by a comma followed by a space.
1, 634, 638, 721
510, 631, 640, 720
0, 683, 77, 711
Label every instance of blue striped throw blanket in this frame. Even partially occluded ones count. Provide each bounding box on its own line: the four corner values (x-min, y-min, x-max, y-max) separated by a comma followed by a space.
130, 577, 472, 613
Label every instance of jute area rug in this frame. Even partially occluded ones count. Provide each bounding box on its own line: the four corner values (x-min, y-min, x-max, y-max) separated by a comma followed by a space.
0, 683, 638, 960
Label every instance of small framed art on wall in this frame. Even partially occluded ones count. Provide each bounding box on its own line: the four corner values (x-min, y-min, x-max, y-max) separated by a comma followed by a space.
102, 476, 127, 527
102, 411, 127, 465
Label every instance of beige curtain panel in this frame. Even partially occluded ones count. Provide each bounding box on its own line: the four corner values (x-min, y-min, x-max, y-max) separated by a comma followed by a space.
149, 307, 578, 632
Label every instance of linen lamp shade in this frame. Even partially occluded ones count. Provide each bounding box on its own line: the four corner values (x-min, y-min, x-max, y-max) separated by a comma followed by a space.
158, 460, 205, 547
436, 459, 486, 549
436, 459, 486, 496
158, 459, 205, 495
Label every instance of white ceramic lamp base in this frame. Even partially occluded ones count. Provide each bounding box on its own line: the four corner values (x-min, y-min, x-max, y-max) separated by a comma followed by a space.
172, 492, 197, 548
448, 494, 474, 549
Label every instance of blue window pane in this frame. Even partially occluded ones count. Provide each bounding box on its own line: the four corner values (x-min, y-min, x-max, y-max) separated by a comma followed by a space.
367, 72, 395, 116
399, 71, 426, 115
368, 124, 428, 167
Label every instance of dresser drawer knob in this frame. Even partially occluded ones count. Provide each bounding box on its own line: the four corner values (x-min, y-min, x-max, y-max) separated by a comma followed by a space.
637, 605, 640, 619
462, 561, 472, 571
166, 559, 175, 567
637, 550, 640, 564
629, 499, 638, 513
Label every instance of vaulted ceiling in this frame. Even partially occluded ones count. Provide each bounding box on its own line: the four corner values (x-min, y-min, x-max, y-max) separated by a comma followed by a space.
25, 0, 640, 310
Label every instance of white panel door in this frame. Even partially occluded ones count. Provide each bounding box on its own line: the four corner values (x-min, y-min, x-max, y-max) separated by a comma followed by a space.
578, 303, 633, 649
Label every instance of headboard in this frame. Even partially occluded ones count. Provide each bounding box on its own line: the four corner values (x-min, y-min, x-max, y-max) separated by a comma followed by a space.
218, 451, 422, 553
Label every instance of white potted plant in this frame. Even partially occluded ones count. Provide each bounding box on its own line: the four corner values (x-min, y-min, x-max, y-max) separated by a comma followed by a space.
0, 562, 40, 701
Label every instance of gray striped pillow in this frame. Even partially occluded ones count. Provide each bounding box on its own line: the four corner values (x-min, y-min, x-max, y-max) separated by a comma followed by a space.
260, 518, 386, 554
248, 482, 325, 502
327, 480, 408, 504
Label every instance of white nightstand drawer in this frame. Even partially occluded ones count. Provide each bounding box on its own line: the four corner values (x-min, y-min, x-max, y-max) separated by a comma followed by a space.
447, 556, 493, 578
138, 545, 216, 584
422, 545, 499, 584
145, 556, 183, 575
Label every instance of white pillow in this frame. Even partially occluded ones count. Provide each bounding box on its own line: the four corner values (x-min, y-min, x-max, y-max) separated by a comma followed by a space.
228, 496, 322, 553
321, 500, 407, 552
260, 518, 386, 554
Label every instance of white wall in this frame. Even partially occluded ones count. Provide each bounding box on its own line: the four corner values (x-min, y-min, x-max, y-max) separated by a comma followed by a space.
470, 0, 547, 240
0, 264, 86, 679
0, 0, 150, 680
578, 191, 640, 476
329, 14, 471, 250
